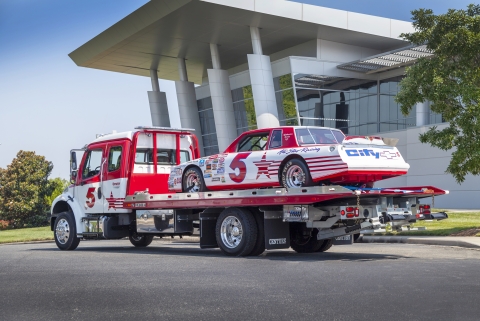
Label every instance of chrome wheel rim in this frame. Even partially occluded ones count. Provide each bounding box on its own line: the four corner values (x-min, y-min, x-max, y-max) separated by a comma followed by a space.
55, 218, 70, 245
285, 165, 305, 188
220, 216, 243, 249
185, 171, 201, 192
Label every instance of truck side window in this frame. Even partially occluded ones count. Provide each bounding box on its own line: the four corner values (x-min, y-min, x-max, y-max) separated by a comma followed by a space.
180, 151, 190, 163
82, 149, 103, 179
108, 146, 122, 172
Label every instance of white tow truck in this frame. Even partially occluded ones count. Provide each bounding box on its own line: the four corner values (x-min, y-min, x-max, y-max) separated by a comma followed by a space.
50, 127, 448, 256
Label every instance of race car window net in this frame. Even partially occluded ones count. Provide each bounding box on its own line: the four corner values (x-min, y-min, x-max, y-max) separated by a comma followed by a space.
135, 149, 190, 165
295, 128, 344, 145
237, 133, 270, 152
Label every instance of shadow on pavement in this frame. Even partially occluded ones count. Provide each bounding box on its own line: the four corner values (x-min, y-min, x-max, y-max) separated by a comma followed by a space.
30, 242, 408, 262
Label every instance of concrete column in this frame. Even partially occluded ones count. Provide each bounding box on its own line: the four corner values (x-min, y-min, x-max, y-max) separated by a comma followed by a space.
175, 58, 204, 156
207, 43, 237, 152
248, 27, 279, 128
416, 102, 428, 126
148, 69, 170, 127
250, 27, 263, 55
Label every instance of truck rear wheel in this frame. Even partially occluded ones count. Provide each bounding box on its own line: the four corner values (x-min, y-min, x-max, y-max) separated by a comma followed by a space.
129, 232, 154, 247
54, 211, 80, 251
248, 209, 265, 256
290, 224, 322, 253
215, 207, 257, 256
315, 238, 333, 252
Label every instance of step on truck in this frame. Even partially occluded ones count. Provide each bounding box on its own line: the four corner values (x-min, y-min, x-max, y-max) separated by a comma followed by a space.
50, 127, 448, 256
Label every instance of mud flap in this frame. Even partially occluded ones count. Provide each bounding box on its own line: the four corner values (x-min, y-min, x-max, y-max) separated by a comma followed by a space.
263, 211, 290, 250
199, 209, 220, 249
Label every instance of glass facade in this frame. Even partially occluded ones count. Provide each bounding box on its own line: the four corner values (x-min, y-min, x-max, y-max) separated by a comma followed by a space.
197, 97, 219, 155
196, 71, 444, 155
231, 85, 257, 135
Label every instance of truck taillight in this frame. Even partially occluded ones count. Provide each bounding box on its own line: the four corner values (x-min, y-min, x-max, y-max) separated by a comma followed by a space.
354, 208, 359, 217
346, 207, 354, 212
347, 213, 355, 218
344, 207, 358, 218
419, 205, 431, 215
341, 210, 345, 216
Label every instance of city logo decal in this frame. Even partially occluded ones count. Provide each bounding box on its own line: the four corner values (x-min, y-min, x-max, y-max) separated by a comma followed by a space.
345, 149, 380, 159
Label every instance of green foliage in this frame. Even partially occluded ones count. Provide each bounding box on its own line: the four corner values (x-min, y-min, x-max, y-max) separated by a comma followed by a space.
0, 151, 54, 228
45, 177, 69, 206
396, 4, 480, 183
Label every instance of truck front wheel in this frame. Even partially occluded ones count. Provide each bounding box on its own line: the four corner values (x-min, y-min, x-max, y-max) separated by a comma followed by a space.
129, 232, 154, 247
54, 211, 80, 251
216, 208, 257, 256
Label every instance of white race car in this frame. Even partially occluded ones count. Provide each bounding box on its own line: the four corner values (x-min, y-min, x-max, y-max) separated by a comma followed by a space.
168, 126, 409, 192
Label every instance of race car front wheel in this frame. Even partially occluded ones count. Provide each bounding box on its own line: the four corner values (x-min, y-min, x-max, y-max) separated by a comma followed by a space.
281, 158, 313, 188
182, 166, 207, 193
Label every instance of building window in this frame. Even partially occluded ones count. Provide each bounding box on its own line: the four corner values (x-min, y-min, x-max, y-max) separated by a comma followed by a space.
379, 76, 416, 131
232, 85, 257, 136
274, 74, 298, 126
197, 97, 219, 155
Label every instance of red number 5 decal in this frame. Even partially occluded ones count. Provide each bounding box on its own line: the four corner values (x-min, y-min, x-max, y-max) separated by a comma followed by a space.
229, 152, 251, 183
86, 187, 96, 208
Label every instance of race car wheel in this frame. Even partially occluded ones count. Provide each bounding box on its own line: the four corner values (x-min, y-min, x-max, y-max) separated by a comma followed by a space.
54, 211, 80, 251
281, 159, 313, 188
215, 207, 258, 256
129, 232, 154, 247
182, 167, 207, 193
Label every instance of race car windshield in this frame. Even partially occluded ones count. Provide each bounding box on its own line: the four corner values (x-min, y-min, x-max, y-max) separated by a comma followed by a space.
295, 128, 344, 145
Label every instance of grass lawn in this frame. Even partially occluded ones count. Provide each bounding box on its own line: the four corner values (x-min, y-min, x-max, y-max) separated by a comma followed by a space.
0, 226, 53, 244
388, 210, 480, 236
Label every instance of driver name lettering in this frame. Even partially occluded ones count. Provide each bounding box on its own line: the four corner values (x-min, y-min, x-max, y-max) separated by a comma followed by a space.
277, 147, 321, 155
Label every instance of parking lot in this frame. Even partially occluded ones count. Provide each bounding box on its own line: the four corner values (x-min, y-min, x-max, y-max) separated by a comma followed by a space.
1, 240, 480, 321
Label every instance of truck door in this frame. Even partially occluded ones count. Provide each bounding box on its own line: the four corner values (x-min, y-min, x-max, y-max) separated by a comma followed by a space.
76, 144, 106, 214
102, 141, 130, 213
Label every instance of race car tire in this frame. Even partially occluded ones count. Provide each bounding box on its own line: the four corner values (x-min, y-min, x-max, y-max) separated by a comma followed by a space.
215, 207, 258, 256
129, 232, 154, 247
315, 238, 333, 252
182, 166, 207, 193
54, 211, 80, 251
289, 225, 322, 253
281, 158, 313, 188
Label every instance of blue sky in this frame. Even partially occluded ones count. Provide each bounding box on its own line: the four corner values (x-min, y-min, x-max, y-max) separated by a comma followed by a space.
0, 0, 474, 179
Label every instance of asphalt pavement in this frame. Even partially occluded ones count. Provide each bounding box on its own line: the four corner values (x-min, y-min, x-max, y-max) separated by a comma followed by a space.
1, 240, 480, 321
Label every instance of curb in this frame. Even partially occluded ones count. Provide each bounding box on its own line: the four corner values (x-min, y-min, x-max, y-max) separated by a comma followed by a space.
0, 240, 55, 246
360, 236, 480, 249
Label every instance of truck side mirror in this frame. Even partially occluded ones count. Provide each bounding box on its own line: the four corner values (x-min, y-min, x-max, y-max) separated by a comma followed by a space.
71, 151, 77, 171
70, 170, 77, 184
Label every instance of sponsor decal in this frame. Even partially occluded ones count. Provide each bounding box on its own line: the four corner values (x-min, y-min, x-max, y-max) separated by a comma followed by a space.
173, 178, 177, 184
176, 168, 182, 175
213, 159, 219, 164
212, 177, 220, 182
212, 164, 217, 170
217, 168, 225, 174
269, 238, 287, 245
221, 176, 226, 183
345, 149, 380, 159
199, 159, 205, 167
204, 170, 211, 173
379, 151, 399, 159
204, 174, 212, 178
206, 164, 212, 170
219, 157, 225, 163
283, 133, 293, 141
277, 147, 321, 155
206, 160, 211, 165
112, 182, 120, 188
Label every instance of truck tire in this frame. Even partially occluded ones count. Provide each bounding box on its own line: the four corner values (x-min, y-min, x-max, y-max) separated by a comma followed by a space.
353, 233, 361, 243
290, 224, 322, 253
215, 207, 257, 256
182, 167, 207, 193
248, 209, 265, 256
129, 232, 154, 247
281, 159, 313, 188
315, 238, 333, 252
54, 211, 80, 251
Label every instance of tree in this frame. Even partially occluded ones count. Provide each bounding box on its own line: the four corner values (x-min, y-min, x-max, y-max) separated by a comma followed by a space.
45, 177, 69, 206
0, 151, 54, 228
396, 4, 480, 183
